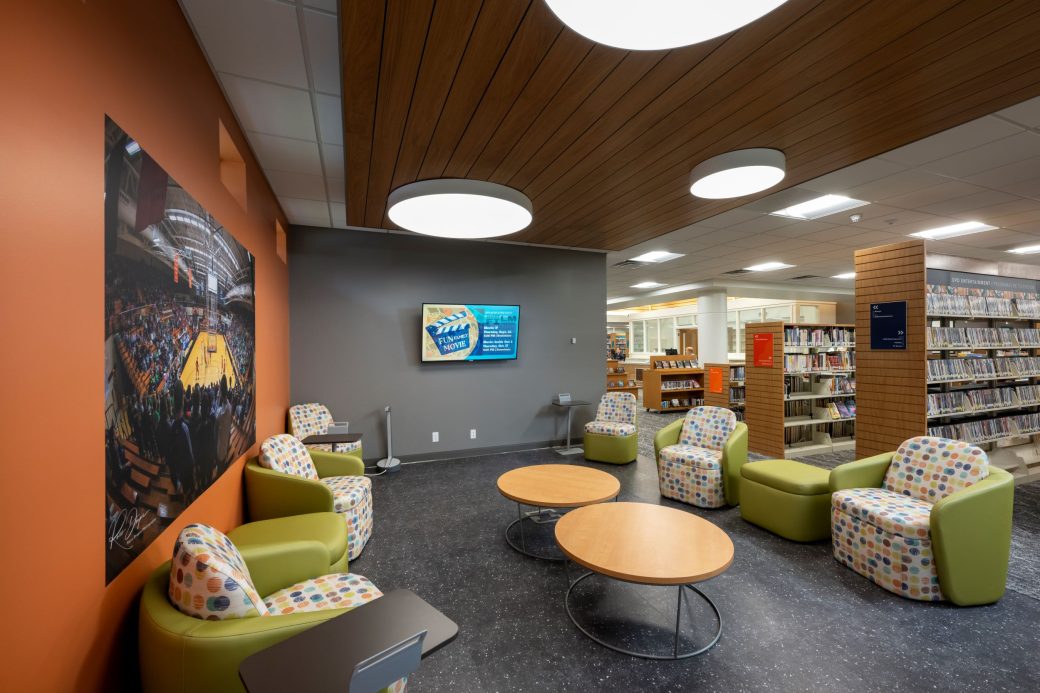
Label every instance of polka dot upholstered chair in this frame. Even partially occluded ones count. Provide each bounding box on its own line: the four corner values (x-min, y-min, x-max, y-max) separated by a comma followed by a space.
289, 402, 363, 456
584, 392, 638, 464
244, 434, 373, 560
654, 406, 748, 508
829, 436, 1014, 605
139, 523, 406, 693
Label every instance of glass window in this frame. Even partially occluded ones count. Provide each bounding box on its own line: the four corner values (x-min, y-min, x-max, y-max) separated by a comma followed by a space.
675, 314, 695, 327
631, 321, 645, 352
659, 317, 676, 351
797, 304, 820, 323
647, 320, 660, 353
727, 311, 738, 354
763, 305, 792, 322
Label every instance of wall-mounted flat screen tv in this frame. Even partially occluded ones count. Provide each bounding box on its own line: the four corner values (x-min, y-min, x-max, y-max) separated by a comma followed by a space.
422, 303, 520, 362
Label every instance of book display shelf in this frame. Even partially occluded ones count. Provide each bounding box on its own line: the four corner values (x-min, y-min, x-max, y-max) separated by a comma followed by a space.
744, 322, 856, 458
703, 362, 746, 422
642, 355, 703, 413
855, 239, 1040, 484
606, 358, 639, 396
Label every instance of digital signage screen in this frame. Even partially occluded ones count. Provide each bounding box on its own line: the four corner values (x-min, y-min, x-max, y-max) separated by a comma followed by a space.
421, 303, 520, 362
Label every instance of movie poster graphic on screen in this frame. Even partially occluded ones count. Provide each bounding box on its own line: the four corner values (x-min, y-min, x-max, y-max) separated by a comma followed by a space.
103, 117, 256, 583
422, 303, 520, 362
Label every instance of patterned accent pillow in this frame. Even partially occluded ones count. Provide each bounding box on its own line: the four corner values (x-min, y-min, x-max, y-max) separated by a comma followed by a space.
264, 572, 382, 615
168, 524, 266, 620
288, 403, 333, 439
883, 436, 988, 504
679, 406, 736, 452
259, 434, 320, 480
595, 392, 637, 425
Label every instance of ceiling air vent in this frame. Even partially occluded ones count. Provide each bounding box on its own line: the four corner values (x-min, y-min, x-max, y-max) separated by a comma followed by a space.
721, 269, 752, 275
789, 274, 822, 280
612, 260, 647, 269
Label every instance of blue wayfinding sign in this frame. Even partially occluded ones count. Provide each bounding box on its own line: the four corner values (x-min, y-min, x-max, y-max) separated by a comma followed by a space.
870, 301, 906, 350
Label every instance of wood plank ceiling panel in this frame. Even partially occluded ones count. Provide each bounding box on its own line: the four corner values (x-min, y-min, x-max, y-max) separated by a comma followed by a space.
341, 0, 1040, 250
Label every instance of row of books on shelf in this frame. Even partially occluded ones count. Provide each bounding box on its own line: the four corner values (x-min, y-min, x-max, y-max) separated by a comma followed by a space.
927, 357, 1040, 382
730, 387, 745, 401
785, 399, 856, 419
927, 385, 1040, 416
730, 366, 745, 380
660, 397, 704, 409
608, 380, 637, 388
654, 359, 698, 369
608, 365, 627, 374
661, 379, 702, 391
926, 292, 1040, 318
784, 352, 855, 373
928, 413, 1040, 444
783, 326, 854, 347
785, 421, 854, 447
927, 327, 1040, 349
786, 374, 856, 397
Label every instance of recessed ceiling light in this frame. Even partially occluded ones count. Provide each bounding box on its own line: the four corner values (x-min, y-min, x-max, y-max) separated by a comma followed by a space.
909, 221, 997, 240
544, 0, 788, 50
832, 272, 856, 279
690, 148, 786, 199
744, 261, 794, 272
631, 281, 666, 289
387, 179, 532, 239
606, 296, 633, 304
630, 250, 684, 263
1008, 244, 1040, 255
125, 140, 141, 155
771, 194, 868, 220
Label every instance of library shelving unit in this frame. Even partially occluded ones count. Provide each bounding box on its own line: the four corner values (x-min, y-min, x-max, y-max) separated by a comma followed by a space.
855, 239, 1040, 484
744, 322, 856, 458
703, 362, 746, 421
642, 355, 704, 413
606, 358, 639, 396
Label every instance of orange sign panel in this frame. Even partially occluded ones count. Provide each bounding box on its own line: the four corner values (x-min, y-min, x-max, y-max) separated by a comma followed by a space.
753, 333, 774, 367
708, 367, 723, 393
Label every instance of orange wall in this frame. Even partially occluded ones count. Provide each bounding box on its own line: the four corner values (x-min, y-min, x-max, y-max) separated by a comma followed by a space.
0, 2, 290, 690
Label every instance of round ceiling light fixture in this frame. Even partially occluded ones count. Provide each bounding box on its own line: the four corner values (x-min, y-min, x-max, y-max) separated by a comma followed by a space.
689, 148, 786, 199
387, 179, 533, 239
544, 0, 788, 51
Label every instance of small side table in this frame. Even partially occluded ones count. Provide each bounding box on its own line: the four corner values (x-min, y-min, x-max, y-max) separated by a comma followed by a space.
301, 432, 362, 453
552, 400, 589, 456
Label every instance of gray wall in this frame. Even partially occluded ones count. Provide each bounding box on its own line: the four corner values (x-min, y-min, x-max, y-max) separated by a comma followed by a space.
289, 228, 606, 460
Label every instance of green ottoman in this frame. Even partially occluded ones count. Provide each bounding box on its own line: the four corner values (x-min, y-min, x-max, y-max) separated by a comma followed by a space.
740, 460, 831, 542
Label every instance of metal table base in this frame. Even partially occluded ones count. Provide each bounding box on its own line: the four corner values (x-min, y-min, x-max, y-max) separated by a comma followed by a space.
504, 505, 567, 561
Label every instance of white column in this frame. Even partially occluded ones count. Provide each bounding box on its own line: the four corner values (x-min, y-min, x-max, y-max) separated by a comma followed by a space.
697, 289, 728, 364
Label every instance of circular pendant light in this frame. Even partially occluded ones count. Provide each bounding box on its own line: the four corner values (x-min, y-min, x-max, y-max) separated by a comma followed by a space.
689, 148, 786, 199
544, 0, 788, 51
387, 179, 533, 239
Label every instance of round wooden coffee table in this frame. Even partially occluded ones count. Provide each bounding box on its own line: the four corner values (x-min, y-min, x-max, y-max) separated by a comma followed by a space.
555, 502, 733, 659
496, 464, 620, 561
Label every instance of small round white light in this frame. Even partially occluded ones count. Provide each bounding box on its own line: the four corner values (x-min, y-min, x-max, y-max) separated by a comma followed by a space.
387, 179, 533, 239
689, 148, 786, 199
544, 0, 788, 51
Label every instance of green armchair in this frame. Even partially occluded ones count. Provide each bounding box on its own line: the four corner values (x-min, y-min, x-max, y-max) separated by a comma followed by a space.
245, 434, 372, 560
583, 392, 639, 464
655, 406, 748, 507
830, 436, 1014, 605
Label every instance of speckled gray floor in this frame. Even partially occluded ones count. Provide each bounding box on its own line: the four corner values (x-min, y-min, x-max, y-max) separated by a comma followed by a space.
352, 449, 1040, 692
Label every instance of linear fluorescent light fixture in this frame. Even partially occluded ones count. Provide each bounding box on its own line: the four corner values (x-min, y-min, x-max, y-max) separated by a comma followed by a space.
909, 221, 997, 240
690, 148, 786, 199
606, 296, 633, 304
631, 281, 665, 289
125, 140, 141, 155
1008, 244, 1040, 255
630, 250, 684, 263
771, 194, 868, 220
832, 272, 856, 279
387, 179, 532, 239
744, 262, 794, 272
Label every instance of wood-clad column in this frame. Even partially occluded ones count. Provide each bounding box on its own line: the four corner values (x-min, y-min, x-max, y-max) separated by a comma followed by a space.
744, 321, 785, 458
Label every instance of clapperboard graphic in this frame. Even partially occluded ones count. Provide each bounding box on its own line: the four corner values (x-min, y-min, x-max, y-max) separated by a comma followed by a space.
426, 311, 472, 356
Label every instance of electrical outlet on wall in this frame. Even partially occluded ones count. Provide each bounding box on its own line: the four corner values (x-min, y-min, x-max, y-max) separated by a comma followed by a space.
432, 431, 439, 443
470, 429, 477, 439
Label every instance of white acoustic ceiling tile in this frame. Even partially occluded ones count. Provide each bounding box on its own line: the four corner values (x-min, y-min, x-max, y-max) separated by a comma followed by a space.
322, 143, 345, 179
330, 203, 348, 229
326, 178, 345, 203
970, 200, 1040, 227
757, 220, 832, 238
851, 210, 941, 231
722, 214, 801, 235
916, 189, 1019, 217
1002, 177, 1040, 200
302, 0, 338, 12
303, 9, 341, 96
997, 96, 1040, 129
880, 180, 985, 210
962, 156, 1040, 189
249, 133, 322, 175
695, 208, 762, 228
921, 131, 1040, 179
315, 93, 343, 146
279, 197, 331, 227
802, 157, 905, 191
221, 74, 316, 140
181, 0, 308, 89
879, 116, 1023, 167
947, 229, 1034, 249
265, 169, 328, 201
846, 170, 947, 201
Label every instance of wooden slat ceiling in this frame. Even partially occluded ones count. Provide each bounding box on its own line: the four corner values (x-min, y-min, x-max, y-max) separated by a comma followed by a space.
341, 0, 1040, 251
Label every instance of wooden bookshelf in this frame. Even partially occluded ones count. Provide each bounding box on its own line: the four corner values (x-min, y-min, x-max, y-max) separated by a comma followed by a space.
643, 362, 704, 413
745, 321, 857, 458
606, 358, 638, 396
856, 239, 1040, 484
703, 362, 745, 421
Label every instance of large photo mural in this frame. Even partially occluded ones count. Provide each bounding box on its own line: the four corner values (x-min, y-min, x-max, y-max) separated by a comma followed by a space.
103, 117, 256, 583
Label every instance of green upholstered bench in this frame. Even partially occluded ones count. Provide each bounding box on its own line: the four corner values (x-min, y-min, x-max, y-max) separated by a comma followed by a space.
739, 460, 831, 542
229, 512, 350, 573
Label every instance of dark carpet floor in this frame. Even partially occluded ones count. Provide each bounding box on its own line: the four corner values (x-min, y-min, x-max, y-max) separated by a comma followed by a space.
351, 448, 1040, 692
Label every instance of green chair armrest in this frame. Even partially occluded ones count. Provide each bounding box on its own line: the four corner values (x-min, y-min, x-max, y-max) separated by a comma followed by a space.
244, 460, 334, 521
654, 418, 683, 460
239, 540, 331, 598
721, 422, 748, 506
829, 452, 894, 492
311, 450, 365, 478
931, 467, 1014, 606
